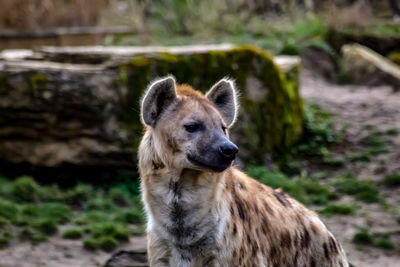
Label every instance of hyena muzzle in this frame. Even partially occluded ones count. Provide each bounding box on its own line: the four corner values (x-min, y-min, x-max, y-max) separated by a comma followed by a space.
138, 76, 349, 267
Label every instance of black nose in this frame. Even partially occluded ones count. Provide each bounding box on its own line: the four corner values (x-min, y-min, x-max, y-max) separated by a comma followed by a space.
218, 142, 239, 159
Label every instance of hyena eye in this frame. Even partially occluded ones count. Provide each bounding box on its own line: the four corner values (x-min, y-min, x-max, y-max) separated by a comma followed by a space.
184, 123, 202, 133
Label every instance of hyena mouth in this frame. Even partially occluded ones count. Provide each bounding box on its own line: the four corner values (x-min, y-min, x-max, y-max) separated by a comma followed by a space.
187, 155, 231, 172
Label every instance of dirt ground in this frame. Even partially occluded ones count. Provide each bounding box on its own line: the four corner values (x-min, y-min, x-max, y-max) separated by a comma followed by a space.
301, 70, 400, 267
1, 69, 400, 267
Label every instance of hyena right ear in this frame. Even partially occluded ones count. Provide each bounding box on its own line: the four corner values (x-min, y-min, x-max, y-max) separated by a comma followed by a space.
206, 78, 238, 127
141, 76, 177, 127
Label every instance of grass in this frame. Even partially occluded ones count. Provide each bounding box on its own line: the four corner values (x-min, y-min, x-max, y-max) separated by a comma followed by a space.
319, 204, 356, 216
353, 229, 396, 250
353, 229, 373, 245
280, 103, 343, 175
383, 173, 400, 187
374, 237, 395, 250
332, 175, 381, 203
246, 165, 338, 205
63, 228, 83, 239
0, 174, 144, 251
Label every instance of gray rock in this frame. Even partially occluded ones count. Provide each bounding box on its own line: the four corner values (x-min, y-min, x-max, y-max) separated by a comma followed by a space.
341, 43, 400, 90
0, 45, 304, 179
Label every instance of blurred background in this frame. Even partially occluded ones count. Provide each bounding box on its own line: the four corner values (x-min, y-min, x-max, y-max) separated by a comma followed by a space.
0, 1, 400, 266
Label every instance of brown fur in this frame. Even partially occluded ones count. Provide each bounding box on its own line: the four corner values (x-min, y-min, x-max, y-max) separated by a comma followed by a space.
139, 77, 348, 267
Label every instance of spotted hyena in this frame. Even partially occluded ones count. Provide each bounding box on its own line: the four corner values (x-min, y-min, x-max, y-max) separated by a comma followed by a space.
138, 76, 348, 267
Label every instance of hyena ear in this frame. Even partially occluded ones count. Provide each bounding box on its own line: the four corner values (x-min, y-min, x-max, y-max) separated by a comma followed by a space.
141, 76, 177, 127
206, 78, 239, 127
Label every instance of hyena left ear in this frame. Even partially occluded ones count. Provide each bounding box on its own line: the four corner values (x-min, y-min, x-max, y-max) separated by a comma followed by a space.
206, 78, 239, 127
141, 76, 177, 127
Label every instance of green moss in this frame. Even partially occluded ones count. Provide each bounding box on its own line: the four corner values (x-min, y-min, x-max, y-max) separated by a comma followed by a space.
384, 173, 400, 187
84, 198, 116, 211
119, 45, 304, 162
319, 204, 356, 216
34, 219, 58, 235
114, 228, 130, 242
374, 237, 395, 250
99, 236, 118, 252
116, 208, 144, 224
11, 176, 40, 202
64, 184, 94, 206
19, 227, 47, 244
0, 216, 9, 228
385, 128, 399, 136
29, 73, 48, 96
246, 165, 337, 205
388, 52, 400, 66
353, 229, 373, 245
108, 187, 131, 206
333, 175, 380, 203
63, 228, 83, 239
0, 232, 12, 249
40, 184, 63, 202
73, 211, 111, 226
0, 199, 19, 223
83, 238, 99, 250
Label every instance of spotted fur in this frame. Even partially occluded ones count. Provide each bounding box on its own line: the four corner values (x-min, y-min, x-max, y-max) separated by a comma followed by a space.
139, 77, 348, 267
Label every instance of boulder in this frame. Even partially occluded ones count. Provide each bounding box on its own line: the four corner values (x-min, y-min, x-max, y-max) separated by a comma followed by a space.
341, 43, 400, 90
301, 46, 337, 82
0, 44, 304, 179
327, 27, 400, 55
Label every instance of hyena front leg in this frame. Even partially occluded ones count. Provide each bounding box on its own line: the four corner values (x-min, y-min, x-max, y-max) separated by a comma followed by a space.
147, 232, 171, 267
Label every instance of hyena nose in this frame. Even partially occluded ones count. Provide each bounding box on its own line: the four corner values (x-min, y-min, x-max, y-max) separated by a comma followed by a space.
219, 142, 239, 159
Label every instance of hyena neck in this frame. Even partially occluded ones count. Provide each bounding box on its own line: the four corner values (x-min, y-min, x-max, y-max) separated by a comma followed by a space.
139, 131, 229, 248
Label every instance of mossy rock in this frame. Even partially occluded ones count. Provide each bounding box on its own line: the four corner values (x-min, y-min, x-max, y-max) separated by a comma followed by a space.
388, 52, 400, 67
0, 45, 303, 177
118, 45, 304, 161
327, 26, 400, 55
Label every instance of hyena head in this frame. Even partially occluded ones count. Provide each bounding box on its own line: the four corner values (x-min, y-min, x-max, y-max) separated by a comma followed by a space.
140, 76, 239, 172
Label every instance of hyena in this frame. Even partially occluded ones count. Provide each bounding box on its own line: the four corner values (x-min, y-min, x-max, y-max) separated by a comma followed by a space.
138, 76, 348, 267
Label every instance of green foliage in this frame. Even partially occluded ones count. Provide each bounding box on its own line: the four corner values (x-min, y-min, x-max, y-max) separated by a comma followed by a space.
84, 197, 116, 211
385, 128, 399, 136
290, 104, 339, 159
0, 232, 12, 249
354, 229, 395, 250
64, 184, 95, 206
319, 204, 356, 216
374, 237, 395, 250
0, 199, 18, 223
388, 52, 400, 66
0, 174, 145, 250
108, 187, 131, 206
246, 165, 337, 205
63, 228, 83, 239
99, 236, 118, 252
383, 173, 400, 187
83, 238, 99, 250
37, 203, 71, 223
353, 229, 373, 245
34, 219, 57, 235
74, 211, 111, 226
19, 227, 47, 244
116, 208, 145, 224
332, 175, 380, 203
11, 176, 40, 202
